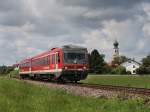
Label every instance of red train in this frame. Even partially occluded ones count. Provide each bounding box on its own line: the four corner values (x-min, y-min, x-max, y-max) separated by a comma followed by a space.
19, 45, 89, 82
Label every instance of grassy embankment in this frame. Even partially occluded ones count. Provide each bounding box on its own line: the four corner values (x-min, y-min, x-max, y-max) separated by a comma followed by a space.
0, 77, 150, 112
81, 74, 150, 88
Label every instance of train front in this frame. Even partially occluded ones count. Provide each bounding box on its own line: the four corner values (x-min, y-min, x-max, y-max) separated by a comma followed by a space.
61, 45, 89, 82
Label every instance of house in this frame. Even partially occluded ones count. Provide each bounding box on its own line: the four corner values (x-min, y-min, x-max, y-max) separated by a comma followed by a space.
121, 59, 141, 74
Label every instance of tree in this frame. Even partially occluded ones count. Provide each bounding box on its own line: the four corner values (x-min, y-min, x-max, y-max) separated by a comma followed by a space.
88, 53, 93, 73
136, 66, 150, 74
103, 64, 113, 74
142, 55, 150, 67
112, 55, 128, 65
90, 49, 105, 73
0, 65, 14, 75
88, 53, 91, 68
120, 56, 129, 63
137, 54, 150, 74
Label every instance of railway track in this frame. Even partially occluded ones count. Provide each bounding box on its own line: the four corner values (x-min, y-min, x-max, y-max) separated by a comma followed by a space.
20, 78, 150, 96
71, 83, 150, 96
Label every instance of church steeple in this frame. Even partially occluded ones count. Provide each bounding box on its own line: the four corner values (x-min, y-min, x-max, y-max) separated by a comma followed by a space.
113, 40, 119, 59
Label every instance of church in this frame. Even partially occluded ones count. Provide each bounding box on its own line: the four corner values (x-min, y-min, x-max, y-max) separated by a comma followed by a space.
110, 40, 141, 74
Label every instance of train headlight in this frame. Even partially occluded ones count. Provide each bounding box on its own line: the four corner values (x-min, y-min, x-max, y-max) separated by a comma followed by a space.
64, 66, 68, 70
83, 66, 86, 69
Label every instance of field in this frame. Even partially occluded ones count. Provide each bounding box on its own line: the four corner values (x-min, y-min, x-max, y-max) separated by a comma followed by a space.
0, 77, 150, 112
81, 74, 150, 88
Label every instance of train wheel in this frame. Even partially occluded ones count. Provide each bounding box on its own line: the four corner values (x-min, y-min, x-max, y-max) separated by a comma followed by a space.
57, 76, 66, 83
30, 75, 35, 80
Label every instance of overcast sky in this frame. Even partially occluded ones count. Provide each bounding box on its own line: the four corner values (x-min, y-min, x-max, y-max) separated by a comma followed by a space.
0, 0, 150, 65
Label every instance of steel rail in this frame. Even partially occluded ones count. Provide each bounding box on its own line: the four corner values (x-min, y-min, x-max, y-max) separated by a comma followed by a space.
70, 83, 150, 95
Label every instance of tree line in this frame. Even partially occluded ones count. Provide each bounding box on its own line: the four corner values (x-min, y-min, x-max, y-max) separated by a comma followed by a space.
88, 49, 150, 74
88, 49, 127, 74
0, 66, 14, 75
136, 55, 150, 74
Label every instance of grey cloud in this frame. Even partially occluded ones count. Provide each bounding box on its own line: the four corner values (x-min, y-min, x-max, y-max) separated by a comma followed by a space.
58, 0, 149, 9
0, 0, 35, 27
0, 0, 22, 12
57, 0, 147, 30
0, 0, 150, 65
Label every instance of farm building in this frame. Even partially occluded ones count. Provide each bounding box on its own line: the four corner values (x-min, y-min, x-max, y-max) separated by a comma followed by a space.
121, 59, 141, 74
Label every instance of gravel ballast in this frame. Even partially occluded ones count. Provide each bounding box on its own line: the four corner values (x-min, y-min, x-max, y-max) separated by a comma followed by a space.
22, 80, 141, 98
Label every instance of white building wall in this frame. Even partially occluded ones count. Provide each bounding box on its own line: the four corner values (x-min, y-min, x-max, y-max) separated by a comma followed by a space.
121, 61, 140, 74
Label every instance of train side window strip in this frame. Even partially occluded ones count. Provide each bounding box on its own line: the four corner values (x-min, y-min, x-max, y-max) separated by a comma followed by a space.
31, 56, 50, 66
52, 54, 55, 64
58, 53, 60, 64
20, 62, 30, 67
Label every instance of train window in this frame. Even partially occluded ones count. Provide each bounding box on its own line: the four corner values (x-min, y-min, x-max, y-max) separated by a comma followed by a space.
19, 64, 22, 67
39, 58, 42, 65
32, 60, 35, 66
43, 58, 45, 65
46, 57, 48, 64
56, 54, 58, 64
52, 54, 55, 64
32, 56, 50, 66
40, 58, 45, 65
58, 53, 60, 63
27, 62, 30, 67
32, 59, 39, 66
39, 59, 42, 65
48, 56, 50, 64
20, 62, 30, 67
44, 57, 48, 65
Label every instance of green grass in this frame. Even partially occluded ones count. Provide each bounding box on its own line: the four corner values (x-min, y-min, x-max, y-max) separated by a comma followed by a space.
0, 78, 150, 112
9, 70, 19, 77
81, 74, 150, 88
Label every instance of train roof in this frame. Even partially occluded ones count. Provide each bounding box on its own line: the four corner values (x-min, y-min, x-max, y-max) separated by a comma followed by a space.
62, 45, 87, 50
17, 45, 87, 64
31, 50, 50, 59
31, 48, 61, 59
19, 58, 31, 64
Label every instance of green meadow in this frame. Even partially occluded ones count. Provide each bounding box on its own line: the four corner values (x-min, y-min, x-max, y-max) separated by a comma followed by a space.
81, 74, 150, 88
0, 77, 150, 112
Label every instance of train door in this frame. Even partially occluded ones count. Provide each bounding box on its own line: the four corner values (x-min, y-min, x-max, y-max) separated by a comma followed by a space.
55, 52, 60, 72
29, 59, 32, 74
51, 53, 58, 72
51, 52, 60, 79
55, 52, 58, 72
51, 54, 55, 70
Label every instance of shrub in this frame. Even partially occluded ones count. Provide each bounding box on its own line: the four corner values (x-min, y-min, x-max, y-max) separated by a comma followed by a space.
9, 70, 19, 78
136, 66, 150, 74
0, 66, 14, 75
126, 71, 131, 74
103, 64, 113, 74
111, 66, 126, 74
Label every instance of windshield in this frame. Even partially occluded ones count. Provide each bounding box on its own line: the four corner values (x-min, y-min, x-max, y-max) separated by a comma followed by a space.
63, 52, 87, 64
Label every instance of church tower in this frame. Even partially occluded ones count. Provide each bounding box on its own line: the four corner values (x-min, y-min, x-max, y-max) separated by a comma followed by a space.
113, 40, 119, 59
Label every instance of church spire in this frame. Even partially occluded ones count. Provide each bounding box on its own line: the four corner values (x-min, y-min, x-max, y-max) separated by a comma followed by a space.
113, 40, 119, 59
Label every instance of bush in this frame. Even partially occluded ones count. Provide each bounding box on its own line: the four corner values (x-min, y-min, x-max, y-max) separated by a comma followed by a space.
136, 66, 150, 74
0, 66, 14, 75
111, 66, 126, 74
102, 64, 113, 74
9, 70, 19, 78
126, 71, 131, 74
